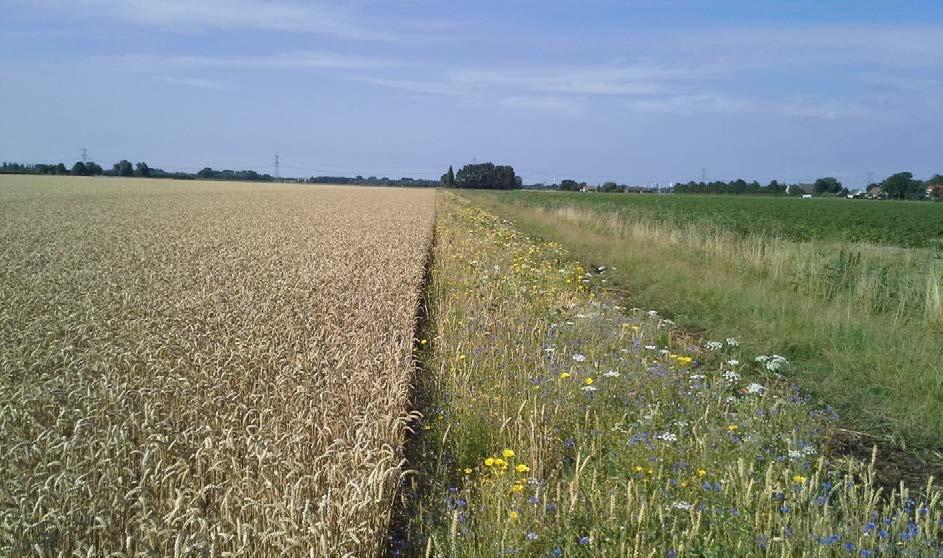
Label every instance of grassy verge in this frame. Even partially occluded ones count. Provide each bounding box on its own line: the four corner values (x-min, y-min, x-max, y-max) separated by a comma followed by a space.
460, 191, 943, 456
402, 193, 941, 557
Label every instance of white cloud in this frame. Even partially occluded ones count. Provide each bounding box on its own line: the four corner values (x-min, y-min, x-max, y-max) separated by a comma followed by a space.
449, 65, 696, 96
624, 94, 875, 120
154, 76, 226, 90
119, 51, 387, 71
34, 0, 381, 39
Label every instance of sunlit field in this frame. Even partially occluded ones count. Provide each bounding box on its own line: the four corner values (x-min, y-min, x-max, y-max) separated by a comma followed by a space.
0, 176, 434, 556
402, 194, 942, 557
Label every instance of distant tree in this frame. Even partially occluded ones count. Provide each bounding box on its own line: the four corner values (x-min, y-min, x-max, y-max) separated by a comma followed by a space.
787, 184, 806, 196
928, 175, 943, 200
55, 163, 67, 175
85, 162, 103, 175
881, 172, 923, 200
71, 162, 88, 176
559, 179, 580, 192
599, 181, 621, 193
813, 177, 843, 194
135, 162, 151, 177
454, 163, 520, 190
113, 160, 134, 177
197, 167, 214, 179
441, 165, 456, 187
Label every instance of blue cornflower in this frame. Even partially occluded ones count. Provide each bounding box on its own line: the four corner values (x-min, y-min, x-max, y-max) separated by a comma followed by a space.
549, 548, 563, 558
578, 536, 591, 545
667, 551, 678, 558
818, 534, 840, 545
863, 521, 876, 533
780, 504, 791, 514
860, 550, 875, 558
844, 542, 855, 553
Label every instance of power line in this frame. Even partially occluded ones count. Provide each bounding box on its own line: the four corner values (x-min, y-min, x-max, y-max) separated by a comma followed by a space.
81, 148, 87, 163
274, 154, 279, 181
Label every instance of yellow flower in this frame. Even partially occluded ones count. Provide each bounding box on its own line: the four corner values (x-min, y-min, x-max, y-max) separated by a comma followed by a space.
510, 483, 524, 493
515, 464, 530, 474
494, 458, 507, 468
583, 377, 594, 385
484, 457, 495, 467
633, 466, 644, 473
458, 354, 466, 360
696, 469, 707, 477
792, 475, 807, 484
647, 468, 654, 475
680, 481, 689, 488
420, 339, 428, 345
502, 449, 515, 459
727, 424, 739, 432
508, 511, 519, 520
464, 468, 473, 475
559, 372, 571, 380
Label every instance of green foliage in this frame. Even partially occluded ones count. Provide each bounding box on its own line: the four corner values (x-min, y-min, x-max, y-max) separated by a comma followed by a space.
881, 172, 925, 200
454, 162, 521, 190
484, 191, 943, 248
135, 161, 150, 177
441, 165, 456, 187
405, 195, 943, 556
598, 181, 621, 193
463, 190, 943, 451
112, 159, 134, 177
559, 179, 581, 192
813, 177, 842, 194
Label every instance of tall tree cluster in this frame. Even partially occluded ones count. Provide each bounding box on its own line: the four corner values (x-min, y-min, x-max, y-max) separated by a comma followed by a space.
443, 163, 521, 190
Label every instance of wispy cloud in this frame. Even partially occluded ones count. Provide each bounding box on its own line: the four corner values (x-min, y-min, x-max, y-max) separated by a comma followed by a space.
449, 65, 702, 96
500, 95, 585, 116
624, 94, 875, 120
118, 51, 388, 71
351, 76, 467, 97
32, 0, 386, 39
153, 76, 226, 90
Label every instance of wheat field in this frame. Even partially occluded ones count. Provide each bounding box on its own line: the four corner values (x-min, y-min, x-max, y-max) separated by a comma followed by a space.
0, 176, 435, 557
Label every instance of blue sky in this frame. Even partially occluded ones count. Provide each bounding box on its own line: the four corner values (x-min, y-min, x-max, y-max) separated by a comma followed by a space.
2, 1, 941, 186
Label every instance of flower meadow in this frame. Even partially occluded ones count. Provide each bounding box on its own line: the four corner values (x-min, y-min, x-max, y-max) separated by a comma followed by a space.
400, 195, 942, 557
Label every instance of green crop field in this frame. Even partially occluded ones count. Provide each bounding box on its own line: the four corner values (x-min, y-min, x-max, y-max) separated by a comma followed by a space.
489, 191, 943, 248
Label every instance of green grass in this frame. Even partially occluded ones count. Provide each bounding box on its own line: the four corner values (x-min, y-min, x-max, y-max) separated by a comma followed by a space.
487, 191, 943, 248
401, 193, 942, 557
460, 190, 943, 452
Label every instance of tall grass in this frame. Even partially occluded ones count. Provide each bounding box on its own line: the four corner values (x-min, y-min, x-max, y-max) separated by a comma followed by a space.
545, 204, 943, 327
0, 176, 435, 556
464, 191, 943, 452
404, 194, 942, 557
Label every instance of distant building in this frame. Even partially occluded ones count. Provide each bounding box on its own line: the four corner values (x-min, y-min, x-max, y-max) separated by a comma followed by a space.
866, 185, 884, 199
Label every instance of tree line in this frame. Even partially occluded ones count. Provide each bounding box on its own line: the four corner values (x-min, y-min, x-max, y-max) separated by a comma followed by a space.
674, 172, 941, 200
1, 161, 274, 182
